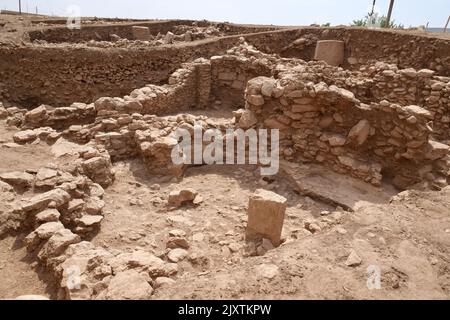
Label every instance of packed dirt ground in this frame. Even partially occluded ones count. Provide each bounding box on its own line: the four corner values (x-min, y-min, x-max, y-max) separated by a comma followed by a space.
0, 12, 449, 300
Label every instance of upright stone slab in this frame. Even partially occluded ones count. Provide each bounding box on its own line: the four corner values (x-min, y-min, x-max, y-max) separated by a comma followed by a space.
246, 189, 287, 246
132, 26, 151, 41
314, 40, 345, 66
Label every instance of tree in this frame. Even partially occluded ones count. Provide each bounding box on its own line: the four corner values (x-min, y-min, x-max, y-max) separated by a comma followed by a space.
351, 14, 403, 29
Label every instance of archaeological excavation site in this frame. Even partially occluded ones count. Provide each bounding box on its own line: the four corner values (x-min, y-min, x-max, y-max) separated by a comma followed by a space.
0, 13, 450, 301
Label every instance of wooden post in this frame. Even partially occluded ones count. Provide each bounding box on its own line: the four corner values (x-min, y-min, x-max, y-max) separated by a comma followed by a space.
444, 15, 450, 33
386, 0, 395, 28
18, 0, 21, 14
369, 0, 376, 16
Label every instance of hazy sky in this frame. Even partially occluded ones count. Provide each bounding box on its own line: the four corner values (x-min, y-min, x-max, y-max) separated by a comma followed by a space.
1, 0, 449, 27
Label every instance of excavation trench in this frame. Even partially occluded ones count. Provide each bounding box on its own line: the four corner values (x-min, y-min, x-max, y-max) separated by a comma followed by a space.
0, 22, 449, 300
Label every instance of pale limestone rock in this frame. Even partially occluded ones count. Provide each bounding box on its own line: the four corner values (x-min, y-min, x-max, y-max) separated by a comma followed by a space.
164, 31, 175, 44
399, 68, 417, 78
31, 221, 65, 240
304, 219, 321, 233
246, 94, 265, 106
0, 171, 34, 188
425, 140, 450, 160
24, 105, 47, 122
166, 237, 189, 249
77, 215, 103, 227
35, 168, 59, 188
255, 263, 280, 279
38, 229, 80, 259
21, 188, 71, 212
238, 109, 258, 129
35, 209, 61, 223
261, 79, 276, 97
404, 105, 432, 119
347, 119, 371, 145
67, 199, 85, 213
36, 168, 58, 181
126, 250, 165, 270
417, 69, 435, 78
154, 277, 176, 288
85, 197, 105, 215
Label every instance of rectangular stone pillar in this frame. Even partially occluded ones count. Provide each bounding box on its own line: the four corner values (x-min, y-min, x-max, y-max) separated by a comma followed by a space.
246, 189, 287, 246
314, 40, 345, 66
132, 26, 151, 41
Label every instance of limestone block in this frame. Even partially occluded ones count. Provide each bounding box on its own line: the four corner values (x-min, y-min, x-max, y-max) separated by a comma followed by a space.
246, 189, 287, 246
238, 110, 258, 129
314, 40, 345, 67
132, 26, 151, 41
164, 31, 175, 44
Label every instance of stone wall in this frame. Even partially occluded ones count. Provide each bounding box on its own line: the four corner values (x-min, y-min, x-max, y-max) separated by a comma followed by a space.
0, 37, 239, 109
241, 74, 449, 189
358, 64, 450, 142
93, 58, 211, 117
5, 42, 450, 189
210, 45, 274, 108
8, 56, 210, 119
272, 60, 450, 142
2, 26, 450, 110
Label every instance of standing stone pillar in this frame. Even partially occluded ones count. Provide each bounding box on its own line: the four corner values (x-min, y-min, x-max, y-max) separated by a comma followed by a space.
246, 189, 287, 246
314, 40, 345, 66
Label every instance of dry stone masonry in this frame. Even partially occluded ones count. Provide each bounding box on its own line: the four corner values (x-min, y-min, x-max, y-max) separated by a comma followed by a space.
0, 17, 449, 300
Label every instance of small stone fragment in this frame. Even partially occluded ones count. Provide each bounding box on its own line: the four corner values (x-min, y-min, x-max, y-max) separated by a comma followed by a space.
345, 250, 362, 267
